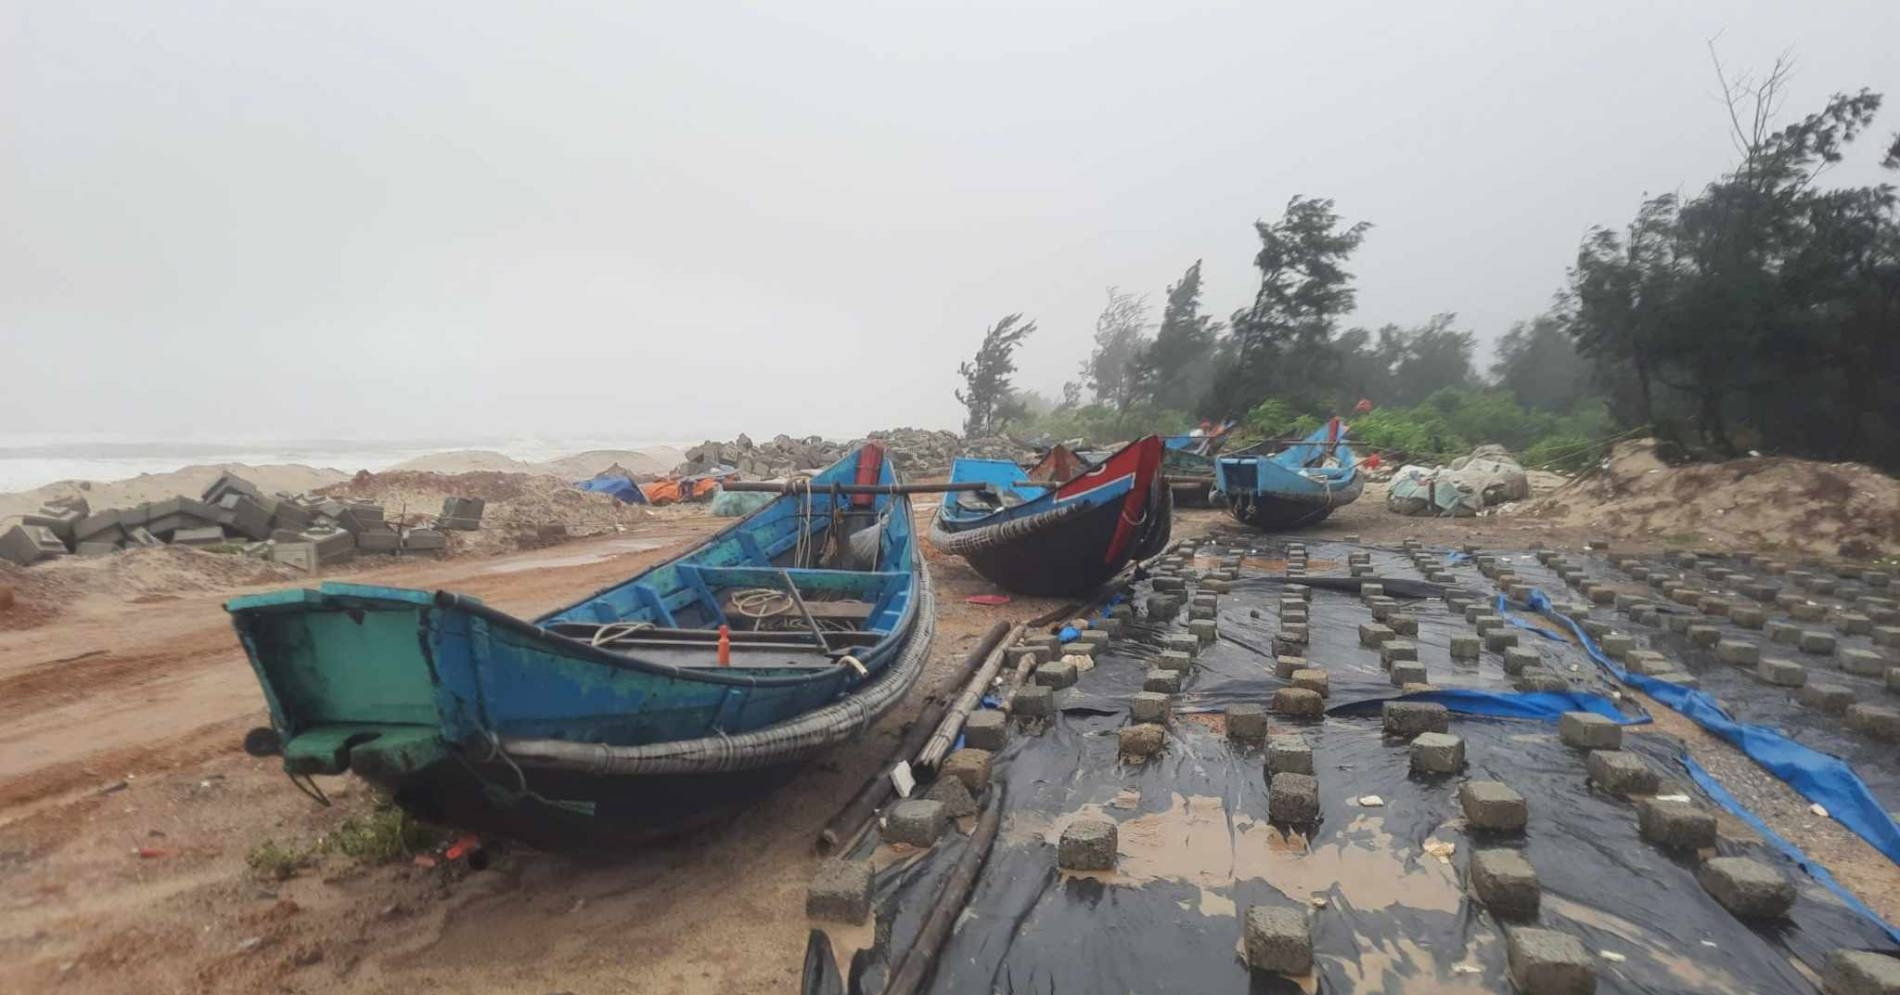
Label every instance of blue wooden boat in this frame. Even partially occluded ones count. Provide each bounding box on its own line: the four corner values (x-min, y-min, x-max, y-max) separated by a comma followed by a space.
226, 443, 932, 843
1214, 419, 1363, 529
929, 436, 1170, 596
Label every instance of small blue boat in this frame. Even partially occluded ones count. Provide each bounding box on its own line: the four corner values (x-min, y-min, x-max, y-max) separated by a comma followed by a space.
1214, 419, 1364, 529
930, 436, 1170, 596
226, 443, 931, 842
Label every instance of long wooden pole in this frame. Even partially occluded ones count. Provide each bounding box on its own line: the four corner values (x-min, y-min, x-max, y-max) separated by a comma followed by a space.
814, 621, 1009, 854
720, 480, 993, 495
880, 784, 1006, 995
914, 621, 1024, 773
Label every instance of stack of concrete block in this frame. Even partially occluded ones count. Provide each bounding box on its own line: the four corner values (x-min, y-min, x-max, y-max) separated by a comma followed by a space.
440, 496, 486, 531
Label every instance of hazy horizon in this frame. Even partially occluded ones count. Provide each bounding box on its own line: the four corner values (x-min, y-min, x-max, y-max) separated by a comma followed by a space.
7, 2, 1898, 442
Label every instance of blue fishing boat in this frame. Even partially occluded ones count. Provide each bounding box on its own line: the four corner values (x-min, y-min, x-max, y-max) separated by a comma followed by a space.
1214, 418, 1363, 529
226, 443, 932, 843
930, 436, 1170, 596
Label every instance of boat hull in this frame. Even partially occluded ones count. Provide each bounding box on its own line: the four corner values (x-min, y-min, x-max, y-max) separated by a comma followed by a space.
932, 437, 1169, 597
934, 481, 1167, 596
1219, 474, 1365, 529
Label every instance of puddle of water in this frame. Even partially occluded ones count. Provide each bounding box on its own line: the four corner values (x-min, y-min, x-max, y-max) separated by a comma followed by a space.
1544, 893, 1747, 992
480, 537, 666, 575
1021, 794, 1463, 915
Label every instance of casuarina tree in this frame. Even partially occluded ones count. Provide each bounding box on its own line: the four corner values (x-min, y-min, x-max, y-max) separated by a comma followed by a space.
955, 314, 1036, 436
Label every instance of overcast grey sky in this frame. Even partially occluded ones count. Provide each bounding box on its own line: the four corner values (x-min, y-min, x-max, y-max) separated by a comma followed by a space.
5, 1, 1897, 443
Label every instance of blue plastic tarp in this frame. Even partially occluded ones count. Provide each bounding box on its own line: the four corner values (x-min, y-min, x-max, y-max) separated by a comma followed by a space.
575, 474, 647, 504
1507, 587, 1900, 867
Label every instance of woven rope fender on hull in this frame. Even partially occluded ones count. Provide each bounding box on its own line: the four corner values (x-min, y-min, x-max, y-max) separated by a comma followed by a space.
495, 555, 936, 777
927, 501, 1090, 557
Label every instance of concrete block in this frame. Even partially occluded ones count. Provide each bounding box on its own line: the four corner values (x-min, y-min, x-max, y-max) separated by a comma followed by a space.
924, 773, 978, 818
941, 748, 992, 792
1368, 597, 1397, 622
1841, 649, 1889, 677
1119, 723, 1166, 758
1460, 781, 1528, 833
1767, 621, 1802, 645
1599, 633, 1634, 659
1243, 904, 1313, 975
1189, 618, 1219, 644
1515, 670, 1570, 693
1163, 633, 1199, 659
1188, 603, 1216, 621
171, 525, 228, 546
1839, 613, 1874, 636
1266, 735, 1313, 775
1291, 669, 1329, 697
401, 528, 447, 552
1713, 640, 1760, 666
1011, 684, 1055, 717
1359, 622, 1395, 647
1267, 772, 1320, 824
1877, 627, 1900, 648
439, 496, 485, 529
1470, 848, 1540, 918
1383, 701, 1448, 738
1360, 583, 1385, 600
1797, 683, 1856, 714
1271, 687, 1324, 718
1800, 631, 1839, 655
1559, 712, 1621, 750
0, 524, 68, 565
269, 542, 319, 572
1129, 692, 1171, 724
1647, 671, 1701, 690
76, 540, 121, 557
1638, 798, 1716, 850
1581, 619, 1614, 639
1450, 634, 1481, 659
1410, 732, 1465, 774
1506, 927, 1595, 995
1623, 650, 1671, 675
1034, 660, 1078, 689
1005, 645, 1044, 670
355, 526, 401, 552
1586, 750, 1659, 796
884, 799, 947, 846
1758, 658, 1807, 687
1686, 625, 1722, 648
1730, 605, 1767, 629
1846, 704, 1900, 742
805, 858, 873, 923
1157, 650, 1196, 675
1697, 856, 1794, 920
1226, 703, 1269, 742
1388, 614, 1419, 635
1390, 661, 1428, 687
1142, 669, 1183, 695
1058, 817, 1118, 871
964, 709, 1008, 750
1485, 629, 1520, 651
1273, 655, 1305, 678
214, 494, 273, 541
1824, 950, 1900, 995
1379, 640, 1419, 665
1146, 594, 1179, 618
1503, 646, 1541, 676
1792, 601, 1828, 621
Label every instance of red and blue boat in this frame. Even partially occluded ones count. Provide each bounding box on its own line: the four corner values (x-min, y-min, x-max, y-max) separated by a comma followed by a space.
929, 436, 1170, 596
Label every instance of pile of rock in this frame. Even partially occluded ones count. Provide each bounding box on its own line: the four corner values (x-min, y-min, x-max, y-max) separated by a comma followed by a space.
0, 472, 482, 570
674, 429, 1036, 481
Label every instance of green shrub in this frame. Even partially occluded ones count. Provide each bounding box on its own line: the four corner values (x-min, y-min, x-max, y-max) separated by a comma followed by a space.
324, 805, 438, 862
246, 839, 312, 881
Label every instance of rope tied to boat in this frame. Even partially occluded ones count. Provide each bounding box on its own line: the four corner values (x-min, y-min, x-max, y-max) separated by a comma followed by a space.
838, 654, 867, 677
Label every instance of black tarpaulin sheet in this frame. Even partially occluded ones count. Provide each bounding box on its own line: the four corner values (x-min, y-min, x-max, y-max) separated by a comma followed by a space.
813, 538, 1900, 994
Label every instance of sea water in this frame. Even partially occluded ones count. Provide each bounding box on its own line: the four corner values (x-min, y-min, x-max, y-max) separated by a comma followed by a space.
0, 433, 687, 493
